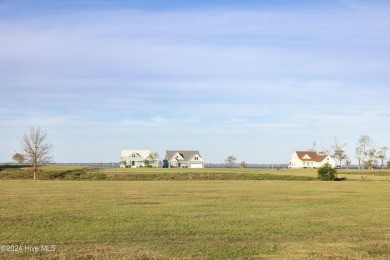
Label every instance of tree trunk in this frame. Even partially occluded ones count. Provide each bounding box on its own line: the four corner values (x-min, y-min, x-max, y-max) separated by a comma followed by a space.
33, 162, 36, 180
339, 158, 342, 169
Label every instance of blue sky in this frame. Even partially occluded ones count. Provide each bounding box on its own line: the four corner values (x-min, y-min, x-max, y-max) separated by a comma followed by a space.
1, 0, 390, 163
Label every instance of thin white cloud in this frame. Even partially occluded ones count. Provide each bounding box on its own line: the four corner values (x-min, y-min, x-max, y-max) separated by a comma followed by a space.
151, 116, 170, 124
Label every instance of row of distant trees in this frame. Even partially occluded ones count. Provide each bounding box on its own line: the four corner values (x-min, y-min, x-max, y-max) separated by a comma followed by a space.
224, 135, 390, 170
311, 135, 389, 169
355, 135, 388, 169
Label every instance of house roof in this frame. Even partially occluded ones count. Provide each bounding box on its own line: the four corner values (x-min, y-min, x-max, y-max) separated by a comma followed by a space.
121, 150, 151, 160
295, 151, 328, 162
165, 150, 201, 161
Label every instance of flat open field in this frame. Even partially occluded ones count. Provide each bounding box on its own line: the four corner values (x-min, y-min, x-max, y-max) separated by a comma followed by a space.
0, 170, 389, 259
1, 165, 390, 181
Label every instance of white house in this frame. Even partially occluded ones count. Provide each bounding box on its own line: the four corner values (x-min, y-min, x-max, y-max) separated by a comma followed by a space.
289, 151, 335, 169
164, 150, 204, 168
119, 150, 159, 168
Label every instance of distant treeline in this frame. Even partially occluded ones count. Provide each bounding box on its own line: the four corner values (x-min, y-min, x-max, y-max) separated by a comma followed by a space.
1, 162, 369, 169
45, 162, 291, 169
206, 163, 289, 169
1, 162, 289, 168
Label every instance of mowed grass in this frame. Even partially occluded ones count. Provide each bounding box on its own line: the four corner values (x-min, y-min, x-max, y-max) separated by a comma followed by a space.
0, 180, 389, 259
39, 165, 390, 181
0, 166, 318, 181
2, 165, 390, 181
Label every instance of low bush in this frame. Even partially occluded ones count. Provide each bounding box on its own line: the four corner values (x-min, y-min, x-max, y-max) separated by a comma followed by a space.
94, 172, 107, 180
318, 163, 337, 181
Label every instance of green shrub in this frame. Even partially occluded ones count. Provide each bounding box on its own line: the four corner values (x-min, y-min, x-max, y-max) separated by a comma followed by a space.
94, 172, 107, 180
318, 163, 337, 181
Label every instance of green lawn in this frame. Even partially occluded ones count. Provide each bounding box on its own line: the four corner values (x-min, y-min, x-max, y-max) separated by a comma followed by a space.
0, 179, 389, 259
2, 165, 390, 181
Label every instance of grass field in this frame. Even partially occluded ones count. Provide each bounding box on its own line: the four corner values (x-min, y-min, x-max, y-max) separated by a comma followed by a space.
0, 166, 389, 259
1, 165, 390, 181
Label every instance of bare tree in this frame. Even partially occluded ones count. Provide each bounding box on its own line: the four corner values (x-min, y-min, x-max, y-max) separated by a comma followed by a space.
21, 127, 53, 180
367, 147, 377, 169
12, 152, 25, 164
317, 142, 331, 156
356, 135, 372, 169
239, 161, 247, 169
355, 146, 363, 169
308, 141, 330, 155
309, 141, 317, 151
331, 137, 347, 169
376, 146, 388, 169
345, 158, 352, 170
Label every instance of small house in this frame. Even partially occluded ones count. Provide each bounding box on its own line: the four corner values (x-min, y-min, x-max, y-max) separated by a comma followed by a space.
119, 150, 159, 168
164, 150, 204, 168
289, 151, 335, 169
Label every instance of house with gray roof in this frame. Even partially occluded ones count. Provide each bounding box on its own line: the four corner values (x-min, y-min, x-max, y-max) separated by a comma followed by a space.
163, 150, 204, 168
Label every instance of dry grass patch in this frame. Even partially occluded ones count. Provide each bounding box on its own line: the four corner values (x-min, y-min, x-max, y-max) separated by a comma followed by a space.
0, 180, 389, 259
